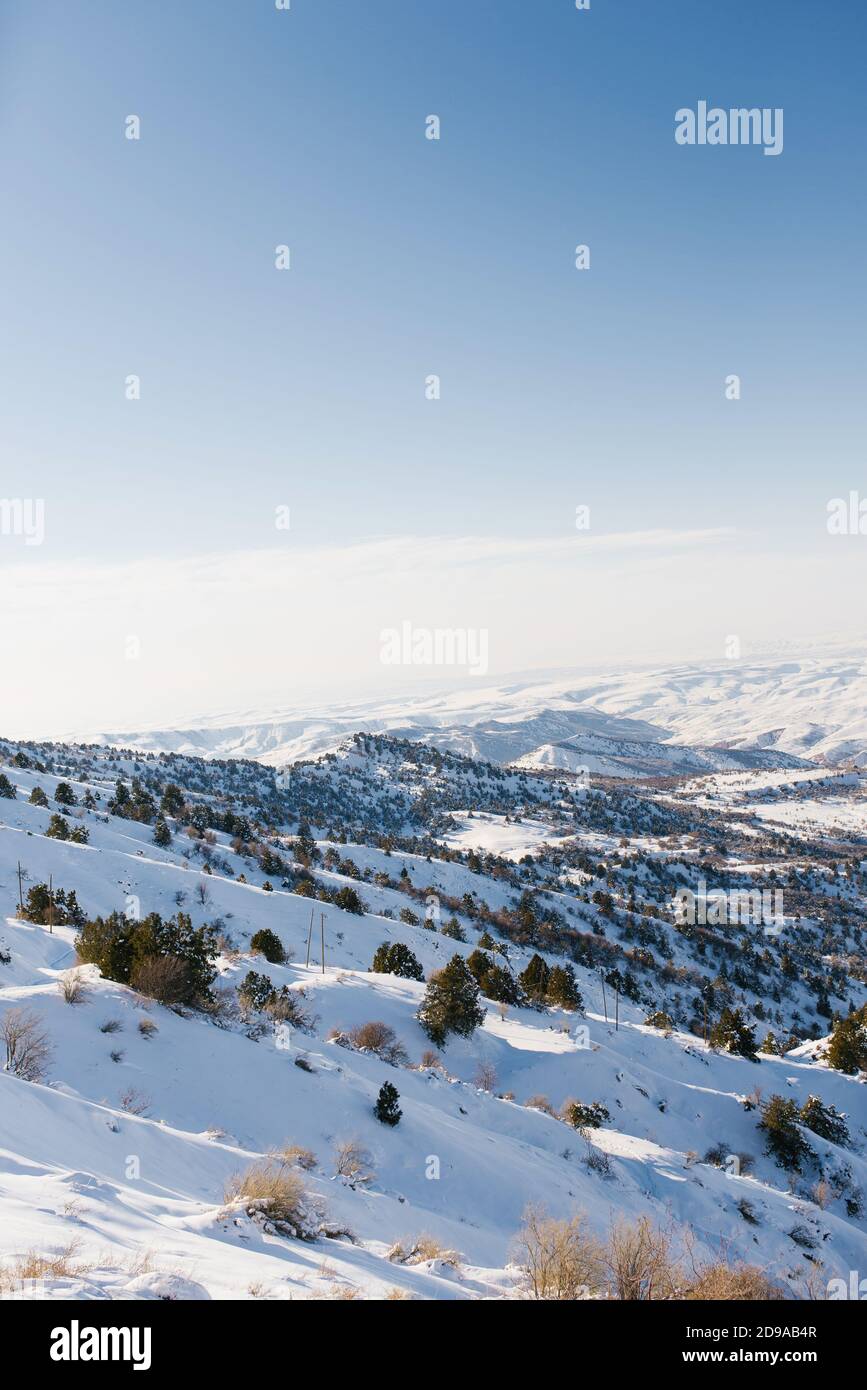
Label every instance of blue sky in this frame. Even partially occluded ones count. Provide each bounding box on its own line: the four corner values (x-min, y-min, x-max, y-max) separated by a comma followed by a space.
1, 0, 865, 731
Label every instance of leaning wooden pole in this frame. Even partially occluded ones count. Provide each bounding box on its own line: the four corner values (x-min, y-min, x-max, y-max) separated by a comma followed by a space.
320, 912, 325, 975
16, 861, 24, 917
48, 873, 54, 935
305, 906, 314, 968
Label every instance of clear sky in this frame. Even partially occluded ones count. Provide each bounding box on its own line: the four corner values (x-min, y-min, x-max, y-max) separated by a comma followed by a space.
1, 0, 865, 734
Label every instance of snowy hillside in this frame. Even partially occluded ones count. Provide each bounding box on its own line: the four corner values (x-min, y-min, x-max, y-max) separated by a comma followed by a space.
1, 732, 866, 1300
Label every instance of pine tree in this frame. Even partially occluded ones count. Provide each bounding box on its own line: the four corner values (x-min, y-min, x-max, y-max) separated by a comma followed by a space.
250, 928, 285, 963
826, 1011, 867, 1075
153, 816, 171, 847
799, 1094, 849, 1146
709, 1006, 758, 1060
417, 955, 486, 1047
759, 1095, 813, 1172
370, 941, 424, 981
29, 786, 48, 807
374, 1081, 402, 1126
519, 953, 550, 1006
547, 964, 583, 1011
55, 781, 76, 806
0, 773, 16, 799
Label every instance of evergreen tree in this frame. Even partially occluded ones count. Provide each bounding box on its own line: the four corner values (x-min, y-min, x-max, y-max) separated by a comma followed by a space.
519, 953, 550, 1006
29, 786, 48, 807
260, 847, 285, 877
759, 1095, 813, 1172
75, 911, 218, 1003
826, 1011, 867, 1074
799, 1094, 849, 1146
153, 816, 171, 847
0, 773, 16, 799
46, 814, 70, 840
250, 928, 286, 964
709, 1007, 758, 1060
160, 783, 185, 815
334, 885, 365, 915
547, 964, 583, 1011
374, 1081, 402, 1126
370, 941, 424, 981
55, 781, 76, 806
564, 1099, 611, 1131
417, 955, 486, 1047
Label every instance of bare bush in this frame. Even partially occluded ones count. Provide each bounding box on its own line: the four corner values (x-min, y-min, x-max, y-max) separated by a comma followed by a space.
388, 1234, 460, 1268
138, 1017, 158, 1038
224, 1156, 319, 1239
347, 1020, 408, 1066
99, 1018, 122, 1034
685, 1263, 785, 1300
59, 969, 87, 1005
2, 1007, 53, 1082
273, 1143, 318, 1172
119, 1087, 152, 1116
605, 1215, 680, 1300
333, 1139, 374, 1183
524, 1094, 557, 1117
0, 1241, 87, 1294
130, 955, 190, 1006
512, 1205, 604, 1300
474, 1060, 498, 1092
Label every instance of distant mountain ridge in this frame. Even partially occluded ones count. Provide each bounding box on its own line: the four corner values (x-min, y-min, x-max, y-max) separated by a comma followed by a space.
83, 653, 867, 778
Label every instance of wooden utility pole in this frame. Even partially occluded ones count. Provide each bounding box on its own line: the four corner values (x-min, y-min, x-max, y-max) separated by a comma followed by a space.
320, 912, 325, 975
615, 985, 619, 1032
703, 997, 708, 1045
600, 970, 608, 1024
305, 906, 314, 967
16, 861, 24, 917
48, 874, 54, 935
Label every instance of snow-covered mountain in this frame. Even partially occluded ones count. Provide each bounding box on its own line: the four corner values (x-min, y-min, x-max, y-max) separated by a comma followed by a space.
83, 652, 867, 778
1, 730, 866, 1300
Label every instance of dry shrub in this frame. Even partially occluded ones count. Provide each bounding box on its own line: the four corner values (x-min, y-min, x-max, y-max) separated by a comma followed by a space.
119, 1087, 151, 1116
419, 1049, 442, 1070
273, 1143, 317, 1172
513, 1205, 603, 1300
347, 1021, 408, 1066
225, 1156, 317, 1238
685, 1263, 785, 1300
404, 1234, 459, 1267
0, 1241, 88, 1293
2, 1007, 53, 1082
605, 1215, 680, 1300
524, 1094, 556, 1117
385, 1286, 414, 1300
333, 1139, 374, 1182
100, 1018, 122, 1034
474, 1061, 498, 1092
131, 955, 190, 1005
59, 969, 87, 1005
138, 1017, 158, 1038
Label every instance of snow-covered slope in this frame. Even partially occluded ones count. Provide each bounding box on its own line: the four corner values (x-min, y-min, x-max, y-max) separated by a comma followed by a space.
1, 738, 866, 1300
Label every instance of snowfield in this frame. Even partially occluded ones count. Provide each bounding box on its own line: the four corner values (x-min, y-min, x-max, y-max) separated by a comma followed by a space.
1, 738, 866, 1301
